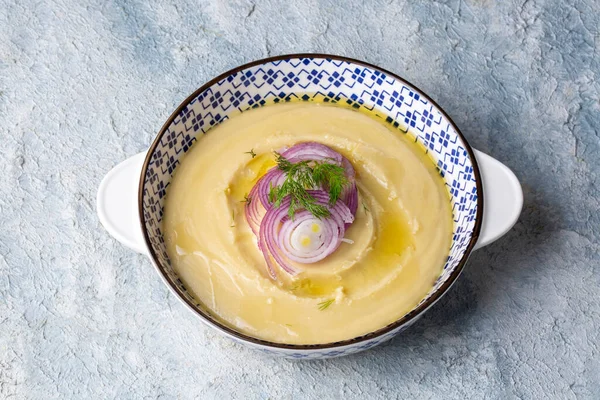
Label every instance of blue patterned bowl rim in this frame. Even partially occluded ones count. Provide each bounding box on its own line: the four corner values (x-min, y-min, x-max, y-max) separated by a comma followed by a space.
138, 53, 484, 350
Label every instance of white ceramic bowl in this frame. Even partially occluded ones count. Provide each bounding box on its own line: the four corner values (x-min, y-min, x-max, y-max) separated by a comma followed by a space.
97, 54, 522, 359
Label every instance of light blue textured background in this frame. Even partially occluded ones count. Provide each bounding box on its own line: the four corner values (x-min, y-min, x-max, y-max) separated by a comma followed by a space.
1, 0, 599, 398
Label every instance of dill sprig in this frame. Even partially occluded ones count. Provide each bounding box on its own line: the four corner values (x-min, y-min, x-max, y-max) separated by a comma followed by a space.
241, 194, 252, 205
245, 149, 257, 158
269, 152, 349, 219
268, 182, 276, 204
317, 299, 334, 311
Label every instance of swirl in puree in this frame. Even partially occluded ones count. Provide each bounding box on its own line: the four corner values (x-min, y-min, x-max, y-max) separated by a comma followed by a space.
163, 102, 452, 344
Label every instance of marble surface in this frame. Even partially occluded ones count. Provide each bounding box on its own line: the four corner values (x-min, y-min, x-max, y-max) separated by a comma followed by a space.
1, 0, 599, 398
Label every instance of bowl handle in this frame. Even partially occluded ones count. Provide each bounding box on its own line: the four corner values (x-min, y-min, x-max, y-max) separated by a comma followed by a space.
96, 149, 522, 254
472, 149, 523, 250
96, 151, 148, 254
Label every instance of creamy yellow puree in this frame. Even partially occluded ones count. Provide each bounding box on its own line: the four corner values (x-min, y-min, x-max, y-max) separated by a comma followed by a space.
162, 102, 452, 344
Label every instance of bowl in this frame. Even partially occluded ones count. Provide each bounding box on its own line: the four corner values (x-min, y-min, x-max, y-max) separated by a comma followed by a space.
97, 54, 522, 359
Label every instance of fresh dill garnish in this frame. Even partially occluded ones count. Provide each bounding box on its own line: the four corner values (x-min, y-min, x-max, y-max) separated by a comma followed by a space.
230, 210, 235, 227
269, 152, 349, 219
317, 299, 334, 311
241, 194, 252, 205
268, 181, 276, 203
362, 201, 369, 213
245, 149, 257, 158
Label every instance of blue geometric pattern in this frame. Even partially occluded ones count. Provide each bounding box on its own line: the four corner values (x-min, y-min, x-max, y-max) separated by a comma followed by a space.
141, 56, 479, 358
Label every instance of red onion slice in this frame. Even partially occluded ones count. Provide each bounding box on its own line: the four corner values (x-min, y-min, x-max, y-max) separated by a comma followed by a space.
342, 183, 359, 221
341, 157, 356, 180
244, 143, 359, 278
258, 190, 354, 275
278, 211, 341, 264
254, 168, 286, 209
282, 142, 357, 215
244, 184, 263, 235
259, 196, 299, 275
258, 224, 280, 279
281, 142, 343, 164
